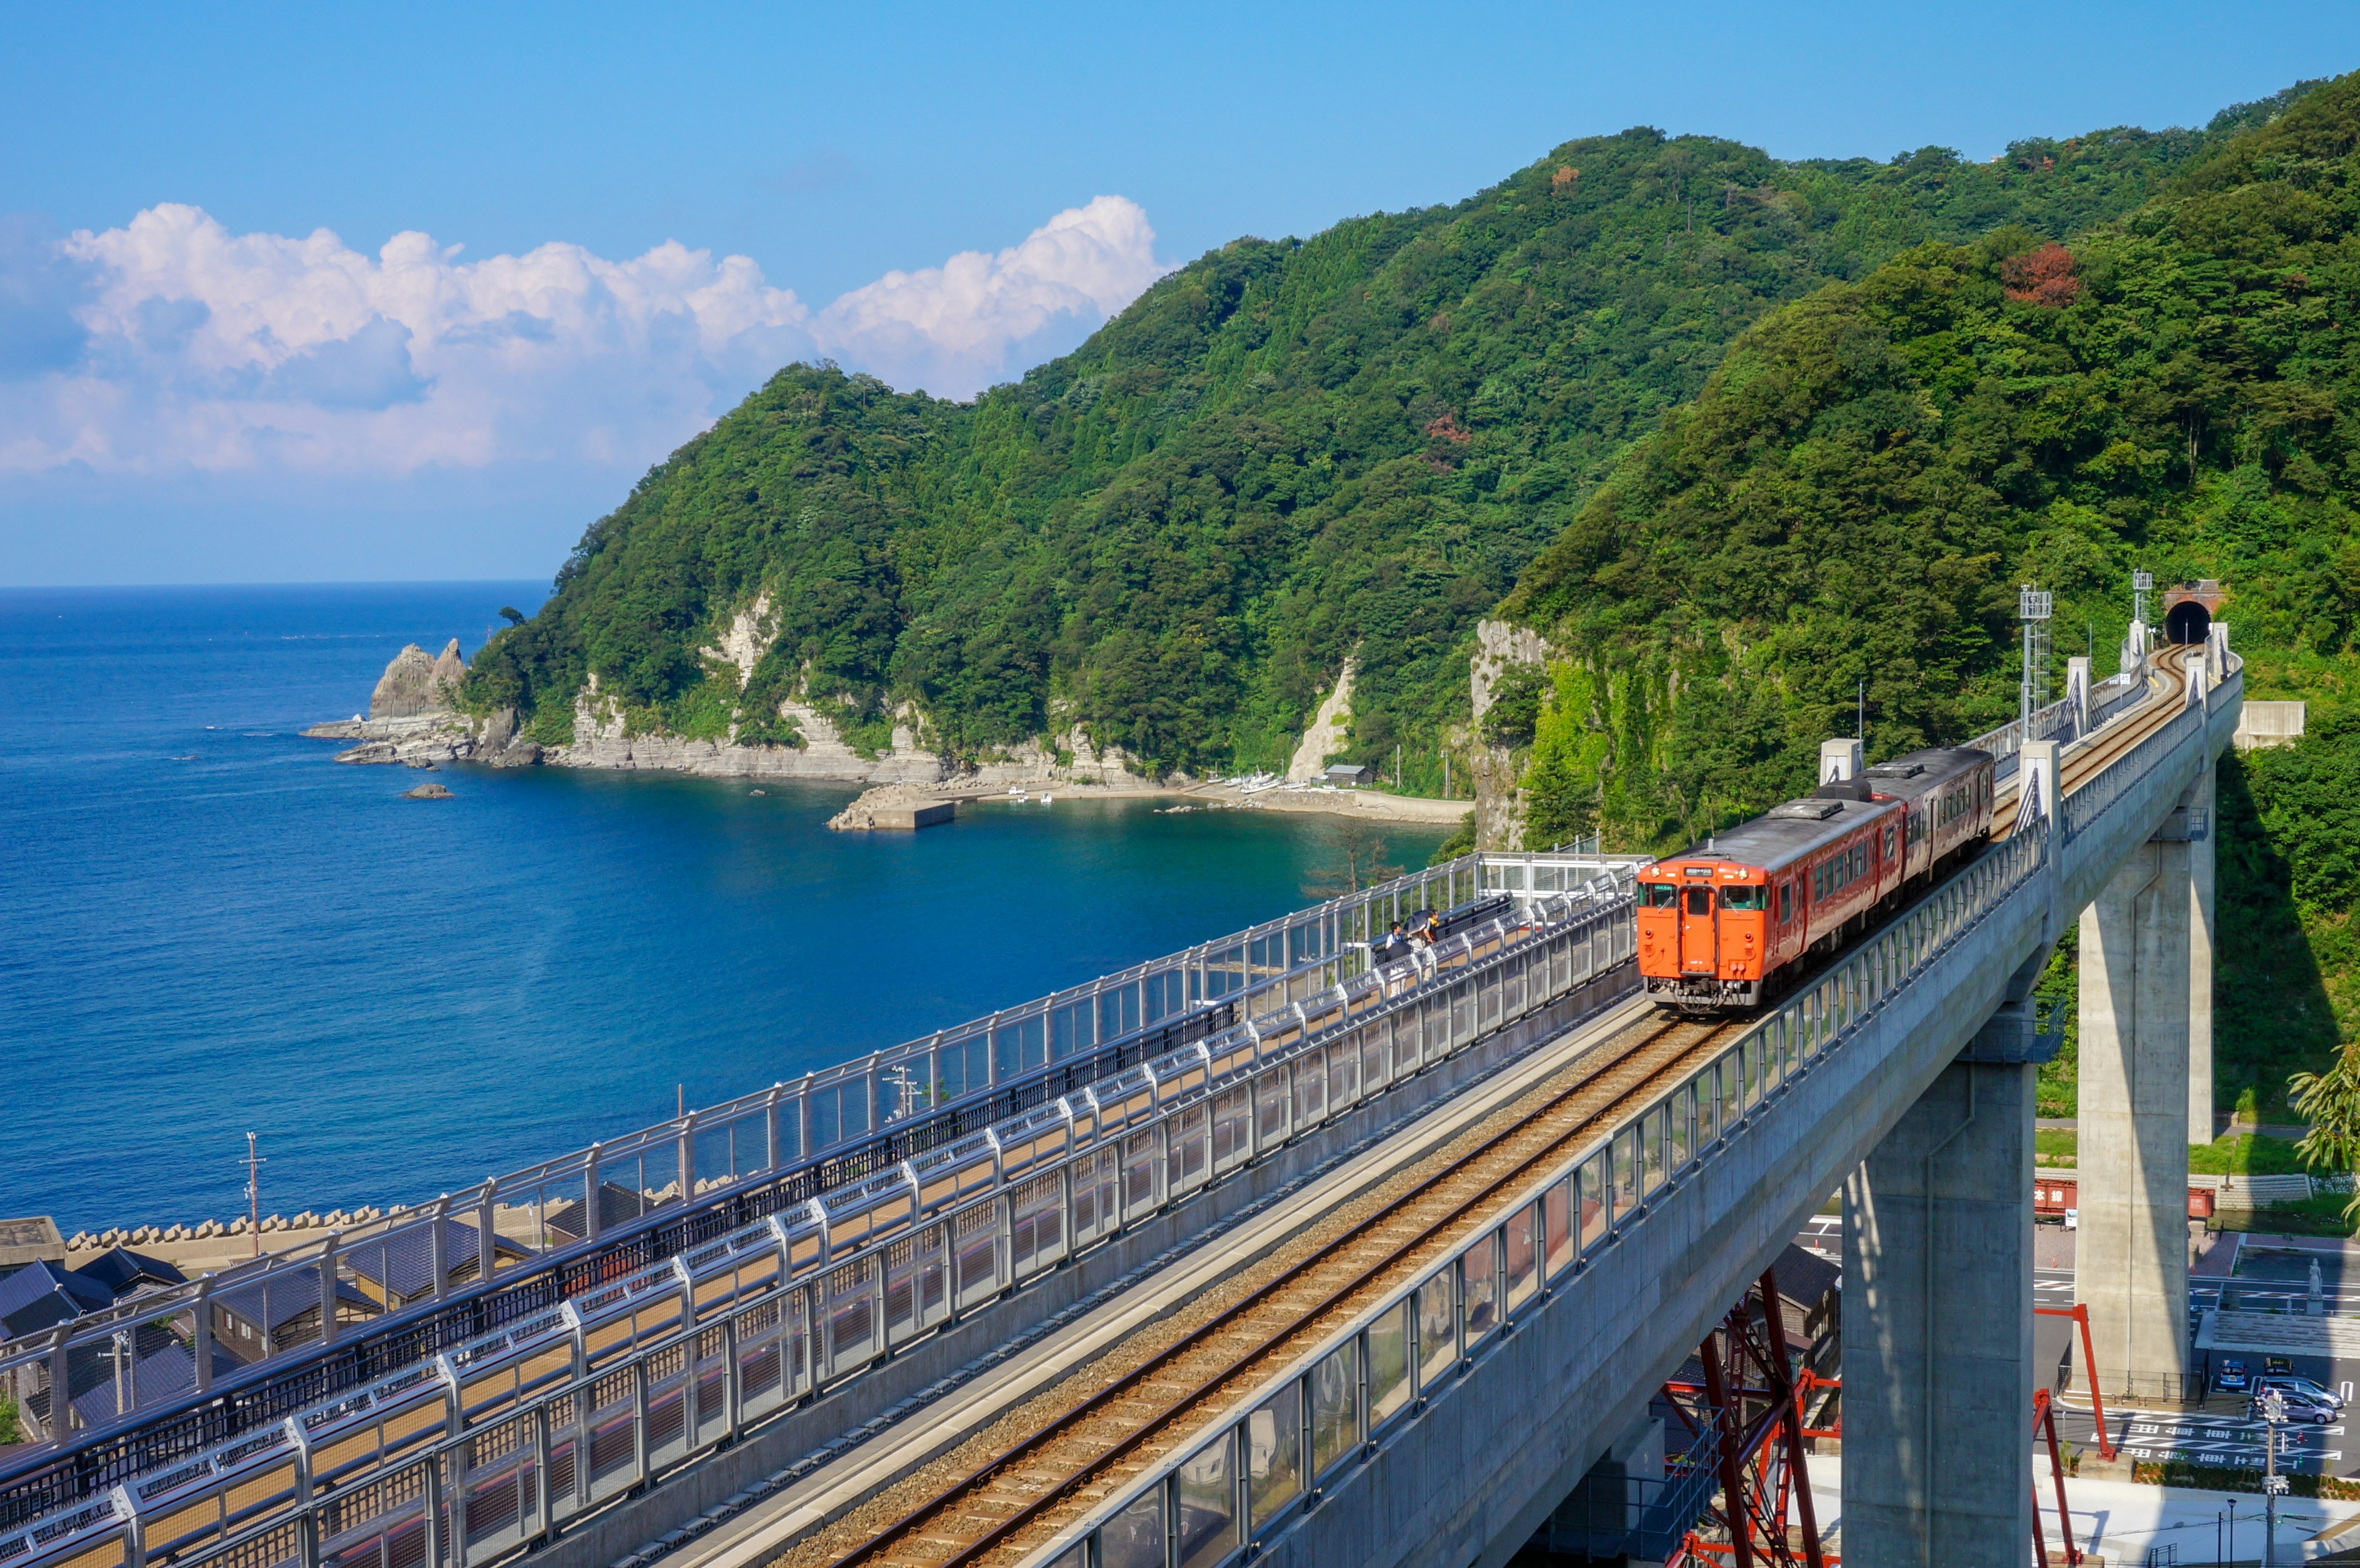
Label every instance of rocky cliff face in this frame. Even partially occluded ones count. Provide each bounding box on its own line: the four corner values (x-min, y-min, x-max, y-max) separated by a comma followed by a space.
369, 639, 466, 718
1468, 619, 1551, 850
318, 633, 1161, 787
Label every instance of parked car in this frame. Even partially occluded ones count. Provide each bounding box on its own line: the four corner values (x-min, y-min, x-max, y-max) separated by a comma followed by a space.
2256, 1373, 2346, 1409
2216, 1358, 2251, 1393
2252, 1387, 2338, 1426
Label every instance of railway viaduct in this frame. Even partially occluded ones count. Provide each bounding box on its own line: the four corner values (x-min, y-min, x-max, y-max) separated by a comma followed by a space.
1, 623, 2244, 1568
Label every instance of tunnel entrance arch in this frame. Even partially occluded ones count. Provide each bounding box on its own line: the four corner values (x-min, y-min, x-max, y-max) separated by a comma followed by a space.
2165, 600, 2211, 645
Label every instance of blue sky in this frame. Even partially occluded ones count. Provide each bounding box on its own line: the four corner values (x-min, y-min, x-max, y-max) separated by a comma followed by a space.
4, 1, 2356, 586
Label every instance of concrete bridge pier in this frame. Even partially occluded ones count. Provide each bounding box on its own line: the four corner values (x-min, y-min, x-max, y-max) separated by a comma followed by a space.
1841, 1037, 2038, 1561
2186, 759, 2217, 1143
2075, 820, 2199, 1403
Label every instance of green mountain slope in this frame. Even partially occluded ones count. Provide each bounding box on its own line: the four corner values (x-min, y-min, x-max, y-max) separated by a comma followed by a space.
1493, 74, 2359, 1119
465, 109, 2228, 779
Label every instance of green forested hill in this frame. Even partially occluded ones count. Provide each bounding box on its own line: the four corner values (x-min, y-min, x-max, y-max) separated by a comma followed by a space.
1494, 73, 2360, 1121
464, 106, 2232, 778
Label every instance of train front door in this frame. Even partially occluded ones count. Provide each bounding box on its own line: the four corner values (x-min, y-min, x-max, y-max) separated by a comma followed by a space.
1680, 882, 1717, 977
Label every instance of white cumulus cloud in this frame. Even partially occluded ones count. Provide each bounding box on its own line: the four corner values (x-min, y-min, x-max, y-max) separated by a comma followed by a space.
0, 196, 1171, 480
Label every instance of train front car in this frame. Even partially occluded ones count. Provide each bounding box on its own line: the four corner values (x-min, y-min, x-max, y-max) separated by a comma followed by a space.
1637, 779, 1908, 1014
1637, 857, 1775, 1012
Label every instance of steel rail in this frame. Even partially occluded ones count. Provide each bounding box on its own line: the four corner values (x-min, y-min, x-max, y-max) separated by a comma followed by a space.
812, 1014, 1740, 1568
1991, 648, 2191, 841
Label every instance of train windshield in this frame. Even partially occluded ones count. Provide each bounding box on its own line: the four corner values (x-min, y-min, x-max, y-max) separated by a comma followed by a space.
1643, 883, 1678, 907
1683, 887, 1713, 915
1720, 885, 1764, 910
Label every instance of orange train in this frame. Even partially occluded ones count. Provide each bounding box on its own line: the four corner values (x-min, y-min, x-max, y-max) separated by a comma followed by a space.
1637, 747, 1997, 1011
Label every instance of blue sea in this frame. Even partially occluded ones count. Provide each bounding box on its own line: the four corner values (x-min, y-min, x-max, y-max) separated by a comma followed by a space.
0, 584, 1449, 1234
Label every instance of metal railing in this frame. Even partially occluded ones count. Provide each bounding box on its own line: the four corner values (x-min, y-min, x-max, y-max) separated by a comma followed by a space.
1527, 1417, 1725, 1561
2063, 667, 2232, 839
0, 865, 1649, 1568
1969, 666, 2146, 782
0, 844, 1637, 1480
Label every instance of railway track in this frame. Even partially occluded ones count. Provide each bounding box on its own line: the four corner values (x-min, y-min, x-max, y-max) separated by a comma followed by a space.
783, 1011, 1743, 1568
1991, 646, 2195, 840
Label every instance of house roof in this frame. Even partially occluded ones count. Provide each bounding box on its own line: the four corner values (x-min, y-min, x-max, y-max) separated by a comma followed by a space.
1772, 1242, 1840, 1313
69, 1341, 243, 1429
344, 1218, 522, 1299
0, 1260, 116, 1341
73, 1247, 187, 1299
211, 1274, 376, 1334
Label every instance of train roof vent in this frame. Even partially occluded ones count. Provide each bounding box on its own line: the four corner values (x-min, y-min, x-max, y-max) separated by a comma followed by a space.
1769, 799, 1843, 821
1863, 761, 1925, 778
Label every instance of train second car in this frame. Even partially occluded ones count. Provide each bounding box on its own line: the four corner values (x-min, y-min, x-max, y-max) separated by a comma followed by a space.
1637, 746, 1996, 1012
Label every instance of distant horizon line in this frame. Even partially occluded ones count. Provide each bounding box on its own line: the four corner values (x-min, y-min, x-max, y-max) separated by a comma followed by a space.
0, 578, 553, 592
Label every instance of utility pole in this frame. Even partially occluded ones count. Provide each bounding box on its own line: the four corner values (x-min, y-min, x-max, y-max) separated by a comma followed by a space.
1442, 754, 1450, 799
2262, 1385, 2287, 1566
1856, 678, 1865, 747
242, 1133, 266, 1258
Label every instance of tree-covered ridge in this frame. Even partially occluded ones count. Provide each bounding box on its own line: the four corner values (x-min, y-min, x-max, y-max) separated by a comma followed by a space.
1500, 73, 2358, 851
1491, 74, 2359, 1124
466, 108, 2225, 775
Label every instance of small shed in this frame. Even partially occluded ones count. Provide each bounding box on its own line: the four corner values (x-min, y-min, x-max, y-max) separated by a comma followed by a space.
73, 1246, 186, 1302
210, 1276, 379, 1362
1324, 764, 1368, 787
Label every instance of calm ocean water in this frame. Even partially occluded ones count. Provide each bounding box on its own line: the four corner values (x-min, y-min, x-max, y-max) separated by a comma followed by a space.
0, 584, 1447, 1233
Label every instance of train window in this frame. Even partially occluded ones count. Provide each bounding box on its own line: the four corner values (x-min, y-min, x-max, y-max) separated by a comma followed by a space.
1779, 883, 1793, 922
1643, 884, 1678, 908
1721, 885, 1763, 910
1684, 888, 1713, 916
1883, 824, 1896, 859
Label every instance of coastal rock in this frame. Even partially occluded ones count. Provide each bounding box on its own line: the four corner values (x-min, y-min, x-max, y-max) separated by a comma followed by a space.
473, 707, 543, 768
369, 643, 462, 718
401, 782, 455, 800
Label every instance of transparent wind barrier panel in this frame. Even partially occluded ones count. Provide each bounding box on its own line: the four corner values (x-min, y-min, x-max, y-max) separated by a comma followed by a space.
1368, 1299, 1412, 1429
1417, 1276, 1456, 1389
1246, 1386, 1304, 1530
1099, 1487, 1166, 1568
1310, 1343, 1358, 1480
1504, 1202, 1539, 1312
1175, 1429, 1237, 1568
1461, 1241, 1498, 1347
